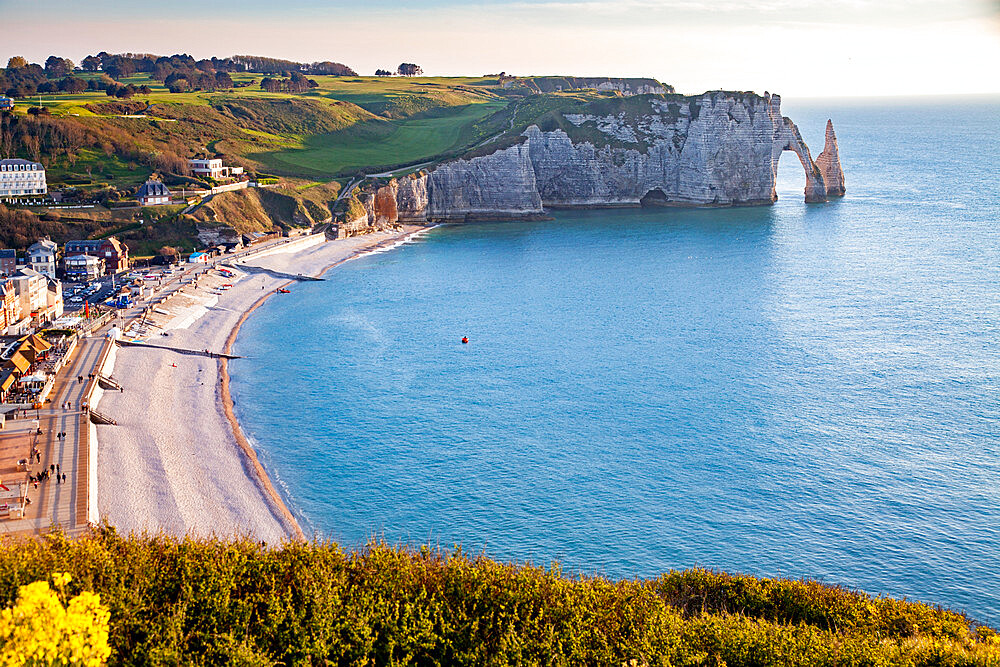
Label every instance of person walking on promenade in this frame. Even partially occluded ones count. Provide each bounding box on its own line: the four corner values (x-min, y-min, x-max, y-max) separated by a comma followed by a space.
61, 473, 66, 483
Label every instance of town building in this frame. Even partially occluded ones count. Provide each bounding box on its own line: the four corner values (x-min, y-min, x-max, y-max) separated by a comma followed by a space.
188, 158, 244, 180
0, 279, 26, 335
0, 158, 47, 200
10, 268, 61, 325
45, 277, 63, 320
0, 333, 52, 403
65, 237, 129, 274
0, 249, 15, 276
0, 97, 14, 111
63, 253, 103, 282
136, 179, 171, 206
26, 237, 57, 278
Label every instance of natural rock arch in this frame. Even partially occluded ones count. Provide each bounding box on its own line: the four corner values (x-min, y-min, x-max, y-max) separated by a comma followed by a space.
773, 117, 828, 203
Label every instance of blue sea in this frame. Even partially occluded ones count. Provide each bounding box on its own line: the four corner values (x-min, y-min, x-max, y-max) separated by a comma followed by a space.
230, 96, 1000, 623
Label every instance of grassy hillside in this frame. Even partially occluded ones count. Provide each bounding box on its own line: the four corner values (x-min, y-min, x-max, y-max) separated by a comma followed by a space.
249, 100, 508, 177
14, 73, 512, 182
5, 73, 684, 192
190, 181, 341, 233
1, 528, 996, 666
0, 71, 700, 251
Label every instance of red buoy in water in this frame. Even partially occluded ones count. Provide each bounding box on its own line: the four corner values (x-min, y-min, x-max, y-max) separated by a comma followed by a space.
461, 336, 469, 344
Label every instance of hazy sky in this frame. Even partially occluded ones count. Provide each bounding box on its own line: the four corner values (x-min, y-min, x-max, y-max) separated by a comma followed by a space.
3, 0, 999, 97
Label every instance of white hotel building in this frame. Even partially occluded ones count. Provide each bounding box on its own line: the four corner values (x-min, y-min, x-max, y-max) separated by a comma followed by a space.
0, 159, 47, 199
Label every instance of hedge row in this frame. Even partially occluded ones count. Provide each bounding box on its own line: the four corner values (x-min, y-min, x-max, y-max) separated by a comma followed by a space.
0, 527, 996, 666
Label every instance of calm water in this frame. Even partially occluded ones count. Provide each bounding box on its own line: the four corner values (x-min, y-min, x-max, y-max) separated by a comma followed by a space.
231, 97, 1000, 622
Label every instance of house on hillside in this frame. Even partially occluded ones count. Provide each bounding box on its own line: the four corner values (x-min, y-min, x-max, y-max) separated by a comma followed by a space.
136, 179, 171, 206
188, 158, 244, 180
0, 250, 15, 277
65, 237, 129, 274
0, 159, 47, 200
26, 237, 57, 279
0, 97, 14, 112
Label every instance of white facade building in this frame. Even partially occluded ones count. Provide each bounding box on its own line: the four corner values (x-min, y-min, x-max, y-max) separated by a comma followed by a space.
0, 159, 47, 199
11, 268, 48, 323
45, 278, 63, 320
188, 158, 244, 180
26, 237, 57, 279
64, 254, 103, 281
11, 268, 62, 323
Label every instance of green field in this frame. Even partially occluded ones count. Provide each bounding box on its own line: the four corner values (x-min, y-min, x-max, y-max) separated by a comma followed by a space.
15, 73, 516, 179
250, 100, 508, 177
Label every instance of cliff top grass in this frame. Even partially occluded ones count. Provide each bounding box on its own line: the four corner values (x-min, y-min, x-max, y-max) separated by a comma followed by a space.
1, 527, 995, 666
14, 72, 514, 181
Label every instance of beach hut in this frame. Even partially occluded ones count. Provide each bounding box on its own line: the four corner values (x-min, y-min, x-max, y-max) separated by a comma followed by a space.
188, 252, 209, 264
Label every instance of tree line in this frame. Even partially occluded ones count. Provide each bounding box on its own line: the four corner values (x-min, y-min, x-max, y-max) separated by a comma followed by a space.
259, 72, 318, 93
375, 63, 425, 77
1, 52, 358, 99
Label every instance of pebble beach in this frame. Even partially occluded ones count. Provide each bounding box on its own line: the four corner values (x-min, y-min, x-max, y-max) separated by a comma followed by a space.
93, 228, 424, 542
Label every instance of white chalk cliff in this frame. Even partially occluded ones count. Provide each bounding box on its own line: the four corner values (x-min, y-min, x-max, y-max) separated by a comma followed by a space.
335, 91, 845, 234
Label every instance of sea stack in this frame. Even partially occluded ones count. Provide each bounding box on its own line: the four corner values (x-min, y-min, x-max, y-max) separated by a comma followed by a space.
816, 119, 846, 196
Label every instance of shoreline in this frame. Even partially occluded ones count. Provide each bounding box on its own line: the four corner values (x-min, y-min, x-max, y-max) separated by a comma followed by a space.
217, 226, 435, 541
93, 226, 428, 542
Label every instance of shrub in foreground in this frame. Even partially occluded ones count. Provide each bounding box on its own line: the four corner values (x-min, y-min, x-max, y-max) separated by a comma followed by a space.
0, 527, 996, 666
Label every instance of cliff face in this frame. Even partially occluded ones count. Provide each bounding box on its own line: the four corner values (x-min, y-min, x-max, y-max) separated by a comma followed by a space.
384, 91, 842, 223
396, 173, 430, 223
426, 142, 545, 221
816, 119, 846, 197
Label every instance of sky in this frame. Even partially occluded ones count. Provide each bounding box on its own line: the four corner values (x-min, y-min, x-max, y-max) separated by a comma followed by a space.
2, 0, 999, 97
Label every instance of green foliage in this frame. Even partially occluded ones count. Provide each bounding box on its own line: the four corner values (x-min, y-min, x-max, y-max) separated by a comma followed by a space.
0, 528, 995, 666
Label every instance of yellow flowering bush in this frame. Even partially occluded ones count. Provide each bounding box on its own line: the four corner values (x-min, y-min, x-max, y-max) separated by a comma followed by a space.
0, 573, 111, 667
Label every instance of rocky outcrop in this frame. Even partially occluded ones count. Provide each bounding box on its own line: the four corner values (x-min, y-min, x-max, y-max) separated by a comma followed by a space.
396, 173, 429, 223
376, 91, 842, 223
816, 119, 846, 197
196, 225, 241, 248
373, 181, 399, 226
334, 181, 405, 238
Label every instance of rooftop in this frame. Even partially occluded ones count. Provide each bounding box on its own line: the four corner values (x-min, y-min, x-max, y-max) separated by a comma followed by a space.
137, 180, 171, 198
27, 238, 57, 253
0, 159, 43, 170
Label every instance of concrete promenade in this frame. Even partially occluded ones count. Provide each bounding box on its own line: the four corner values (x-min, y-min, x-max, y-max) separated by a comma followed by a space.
0, 332, 107, 535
